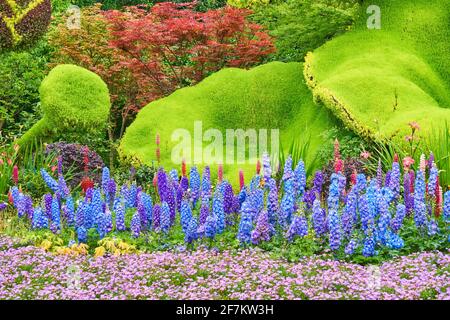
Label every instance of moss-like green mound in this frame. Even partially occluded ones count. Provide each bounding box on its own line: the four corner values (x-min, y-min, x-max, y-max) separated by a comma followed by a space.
18, 64, 110, 146
120, 62, 341, 186
305, 0, 450, 143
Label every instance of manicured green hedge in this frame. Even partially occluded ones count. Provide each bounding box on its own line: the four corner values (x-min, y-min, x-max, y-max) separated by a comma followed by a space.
120, 62, 343, 186
306, 0, 450, 145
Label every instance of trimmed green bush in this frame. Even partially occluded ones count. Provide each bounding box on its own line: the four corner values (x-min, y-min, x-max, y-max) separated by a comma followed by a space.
120, 62, 345, 186
306, 0, 450, 144
0, 0, 52, 51
18, 64, 111, 146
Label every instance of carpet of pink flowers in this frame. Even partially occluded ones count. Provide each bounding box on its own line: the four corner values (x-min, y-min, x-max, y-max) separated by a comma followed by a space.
1, 235, 448, 300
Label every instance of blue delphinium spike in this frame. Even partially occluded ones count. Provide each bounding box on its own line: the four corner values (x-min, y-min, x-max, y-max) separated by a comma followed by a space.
428, 164, 438, 197
169, 169, 179, 190
40, 169, 59, 193
282, 155, 293, 184
328, 208, 341, 251
50, 196, 61, 234
205, 214, 217, 240
427, 219, 438, 236
280, 179, 295, 228
32, 207, 48, 229
414, 201, 427, 229
355, 173, 366, 194
64, 196, 75, 226
114, 198, 126, 232
362, 234, 376, 257
201, 166, 211, 199
75, 200, 85, 228
180, 199, 193, 234
160, 202, 171, 233
58, 175, 70, 199
327, 173, 339, 211
267, 179, 279, 226
237, 201, 253, 245
213, 190, 225, 234
101, 167, 110, 194
77, 226, 87, 243
293, 160, 306, 199
185, 217, 199, 244
377, 194, 391, 245
344, 238, 359, 255
342, 189, 357, 238
189, 166, 201, 206
414, 170, 426, 204
388, 161, 400, 200
131, 211, 141, 238
391, 203, 406, 233
386, 231, 404, 250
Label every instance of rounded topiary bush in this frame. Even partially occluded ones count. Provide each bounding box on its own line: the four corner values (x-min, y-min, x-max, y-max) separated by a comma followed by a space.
39, 64, 110, 129
18, 64, 111, 146
0, 0, 52, 51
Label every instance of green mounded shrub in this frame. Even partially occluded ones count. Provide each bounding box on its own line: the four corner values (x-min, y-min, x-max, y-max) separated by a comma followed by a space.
18, 64, 111, 146
305, 0, 450, 145
0, 0, 52, 51
120, 62, 347, 187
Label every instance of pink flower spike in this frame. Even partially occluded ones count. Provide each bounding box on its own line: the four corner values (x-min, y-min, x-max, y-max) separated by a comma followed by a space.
239, 169, 245, 190
218, 164, 223, 183
12, 165, 18, 185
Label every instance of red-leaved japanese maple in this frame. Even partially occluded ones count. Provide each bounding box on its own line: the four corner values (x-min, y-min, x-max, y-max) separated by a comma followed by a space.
104, 2, 275, 104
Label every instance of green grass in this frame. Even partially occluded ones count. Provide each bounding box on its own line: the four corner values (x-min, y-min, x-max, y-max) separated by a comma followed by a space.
120, 62, 345, 186
305, 0, 450, 144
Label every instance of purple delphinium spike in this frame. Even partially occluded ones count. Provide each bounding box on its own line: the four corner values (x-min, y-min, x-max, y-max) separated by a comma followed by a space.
160, 202, 170, 233
222, 182, 234, 215
262, 152, 272, 185
376, 159, 383, 188
251, 210, 272, 244
344, 238, 359, 255
384, 170, 391, 189
286, 213, 308, 242
152, 204, 161, 230
204, 214, 216, 239
312, 199, 326, 237
199, 196, 209, 225
313, 170, 324, 195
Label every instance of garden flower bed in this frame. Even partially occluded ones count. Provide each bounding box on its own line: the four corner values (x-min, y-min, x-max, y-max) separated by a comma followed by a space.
1, 235, 448, 300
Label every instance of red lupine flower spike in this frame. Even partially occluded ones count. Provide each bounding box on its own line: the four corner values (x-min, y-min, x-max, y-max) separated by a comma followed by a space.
256, 160, 261, 175
239, 169, 245, 190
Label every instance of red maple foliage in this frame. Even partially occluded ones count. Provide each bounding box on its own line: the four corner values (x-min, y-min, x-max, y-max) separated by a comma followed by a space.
104, 2, 275, 105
